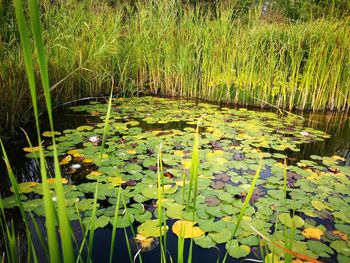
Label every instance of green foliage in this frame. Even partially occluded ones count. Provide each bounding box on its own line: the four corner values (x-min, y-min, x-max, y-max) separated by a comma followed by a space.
0, 0, 349, 135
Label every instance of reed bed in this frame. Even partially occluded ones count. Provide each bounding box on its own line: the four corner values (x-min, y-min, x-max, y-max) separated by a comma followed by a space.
0, 0, 349, 134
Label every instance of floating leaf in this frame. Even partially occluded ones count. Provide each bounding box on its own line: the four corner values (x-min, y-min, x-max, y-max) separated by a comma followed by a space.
225, 240, 250, 258
208, 228, 232, 243
132, 234, 159, 252
172, 220, 205, 239
89, 171, 103, 177
278, 213, 304, 228
333, 230, 348, 241
77, 125, 94, 131
47, 178, 68, 184
23, 146, 41, 153
194, 235, 216, 248
59, 155, 72, 165
311, 200, 333, 211
108, 176, 126, 186
330, 240, 350, 256
11, 182, 38, 193
307, 240, 334, 257
302, 228, 324, 240
42, 131, 61, 137
138, 219, 168, 238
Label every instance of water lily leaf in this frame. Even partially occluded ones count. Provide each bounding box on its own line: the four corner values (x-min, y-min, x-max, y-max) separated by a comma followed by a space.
166, 203, 184, 219
10, 182, 38, 193
135, 211, 152, 223
132, 234, 159, 252
59, 155, 72, 165
208, 228, 231, 243
307, 240, 333, 257
88, 171, 104, 177
172, 220, 205, 239
163, 185, 178, 195
330, 240, 350, 256
138, 219, 168, 238
182, 159, 192, 169
225, 240, 250, 258
332, 230, 348, 241
47, 178, 68, 184
193, 235, 216, 248
1, 195, 27, 208
338, 255, 350, 263
205, 196, 221, 207
333, 211, 350, 223
239, 235, 259, 246
42, 131, 61, 137
83, 215, 110, 230
108, 176, 126, 186
302, 228, 324, 240
23, 146, 41, 153
77, 125, 94, 131
112, 214, 134, 228
211, 180, 225, 189
311, 200, 333, 211
278, 213, 304, 228
76, 199, 98, 211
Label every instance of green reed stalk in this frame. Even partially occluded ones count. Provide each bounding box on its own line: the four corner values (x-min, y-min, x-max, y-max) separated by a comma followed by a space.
157, 143, 167, 263
222, 156, 262, 263
109, 187, 122, 263
87, 81, 114, 261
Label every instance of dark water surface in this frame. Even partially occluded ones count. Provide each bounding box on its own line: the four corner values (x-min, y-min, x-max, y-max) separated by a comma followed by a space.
1, 98, 349, 262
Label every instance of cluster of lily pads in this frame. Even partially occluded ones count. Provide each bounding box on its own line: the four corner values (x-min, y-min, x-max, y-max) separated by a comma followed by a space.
3, 97, 350, 262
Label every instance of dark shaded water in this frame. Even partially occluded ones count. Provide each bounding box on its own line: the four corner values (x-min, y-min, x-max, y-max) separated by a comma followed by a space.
0, 99, 349, 262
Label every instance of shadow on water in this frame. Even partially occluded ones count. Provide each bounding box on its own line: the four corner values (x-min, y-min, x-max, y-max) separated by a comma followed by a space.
0, 98, 349, 262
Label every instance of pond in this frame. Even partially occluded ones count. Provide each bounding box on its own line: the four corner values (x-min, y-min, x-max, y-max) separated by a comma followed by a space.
1, 97, 350, 263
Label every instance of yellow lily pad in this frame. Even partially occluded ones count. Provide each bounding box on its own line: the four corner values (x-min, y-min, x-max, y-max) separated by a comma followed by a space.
302, 228, 324, 240
133, 234, 159, 252
174, 150, 184, 157
42, 131, 61, 137
47, 178, 68, 184
182, 159, 192, 169
172, 220, 205, 239
67, 149, 79, 155
23, 146, 41, 153
59, 155, 72, 165
311, 200, 333, 211
108, 176, 126, 186
89, 171, 103, 177
10, 182, 38, 193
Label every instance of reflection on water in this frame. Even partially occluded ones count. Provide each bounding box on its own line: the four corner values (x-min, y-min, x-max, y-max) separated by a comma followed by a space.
299, 111, 350, 165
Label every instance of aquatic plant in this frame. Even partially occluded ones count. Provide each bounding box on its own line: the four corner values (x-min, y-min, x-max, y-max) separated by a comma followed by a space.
0, 0, 349, 135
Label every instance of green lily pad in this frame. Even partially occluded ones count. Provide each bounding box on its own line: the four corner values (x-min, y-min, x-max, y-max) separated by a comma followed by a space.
225, 240, 250, 258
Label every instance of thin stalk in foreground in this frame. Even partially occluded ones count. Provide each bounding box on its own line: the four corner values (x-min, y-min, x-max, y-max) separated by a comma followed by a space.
157, 143, 167, 263
222, 155, 263, 263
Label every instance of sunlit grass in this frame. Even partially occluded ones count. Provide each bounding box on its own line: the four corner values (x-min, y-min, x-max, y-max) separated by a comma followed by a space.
1, 0, 349, 134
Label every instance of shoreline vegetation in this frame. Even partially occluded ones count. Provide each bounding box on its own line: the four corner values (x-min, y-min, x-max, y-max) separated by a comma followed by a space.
0, 0, 349, 134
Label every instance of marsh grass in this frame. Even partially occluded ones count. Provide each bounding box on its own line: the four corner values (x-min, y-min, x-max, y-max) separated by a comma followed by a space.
0, 0, 349, 135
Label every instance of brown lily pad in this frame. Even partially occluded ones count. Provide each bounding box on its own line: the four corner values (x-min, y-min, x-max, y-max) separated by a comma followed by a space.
205, 196, 221, 207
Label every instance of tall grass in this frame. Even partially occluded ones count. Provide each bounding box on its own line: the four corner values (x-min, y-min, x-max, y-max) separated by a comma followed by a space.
0, 0, 349, 135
